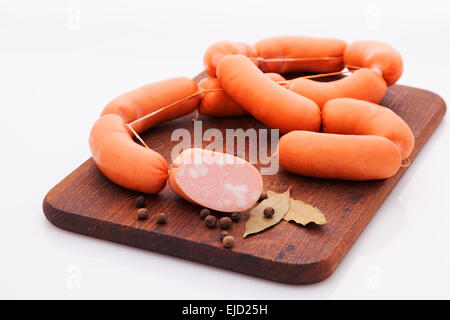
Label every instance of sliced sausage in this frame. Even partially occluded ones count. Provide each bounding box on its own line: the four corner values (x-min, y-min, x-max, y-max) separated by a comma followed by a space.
169, 148, 263, 212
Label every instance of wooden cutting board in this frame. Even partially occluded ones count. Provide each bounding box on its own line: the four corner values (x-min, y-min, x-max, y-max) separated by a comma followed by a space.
43, 73, 446, 284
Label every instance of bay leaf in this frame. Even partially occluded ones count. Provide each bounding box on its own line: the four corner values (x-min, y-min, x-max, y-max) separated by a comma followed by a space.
267, 191, 326, 226
283, 198, 327, 225
244, 190, 290, 238
266, 190, 282, 198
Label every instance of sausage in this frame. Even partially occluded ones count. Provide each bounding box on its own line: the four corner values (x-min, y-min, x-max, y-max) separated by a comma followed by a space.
169, 148, 263, 212
198, 73, 286, 117
216, 55, 321, 133
344, 40, 403, 86
258, 72, 286, 82
278, 131, 402, 180
89, 114, 169, 193
90, 77, 202, 193
286, 68, 387, 109
198, 76, 247, 117
203, 41, 258, 77
254, 36, 347, 74
101, 77, 201, 134
322, 98, 414, 159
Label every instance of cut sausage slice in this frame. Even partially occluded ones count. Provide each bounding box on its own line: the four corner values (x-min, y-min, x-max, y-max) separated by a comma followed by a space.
169, 148, 263, 212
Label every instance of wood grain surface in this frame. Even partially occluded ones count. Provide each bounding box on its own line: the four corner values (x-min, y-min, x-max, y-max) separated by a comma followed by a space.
43, 75, 446, 284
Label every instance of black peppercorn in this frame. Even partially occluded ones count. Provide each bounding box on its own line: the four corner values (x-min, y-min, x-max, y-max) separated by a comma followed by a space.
222, 235, 235, 248
219, 217, 232, 230
263, 207, 275, 218
135, 196, 146, 208
200, 208, 210, 220
156, 212, 167, 224
231, 212, 241, 222
137, 208, 149, 220
220, 231, 228, 240
205, 215, 217, 228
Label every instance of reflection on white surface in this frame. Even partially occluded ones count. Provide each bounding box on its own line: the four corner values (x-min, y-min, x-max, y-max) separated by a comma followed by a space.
0, 0, 449, 299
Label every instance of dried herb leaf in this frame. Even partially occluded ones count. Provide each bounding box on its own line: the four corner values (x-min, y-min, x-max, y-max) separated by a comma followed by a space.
284, 198, 326, 225
244, 190, 290, 238
266, 190, 282, 198
267, 191, 326, 226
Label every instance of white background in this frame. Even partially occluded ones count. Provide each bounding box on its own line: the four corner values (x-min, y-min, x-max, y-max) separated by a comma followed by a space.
1, 0, 449, 299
